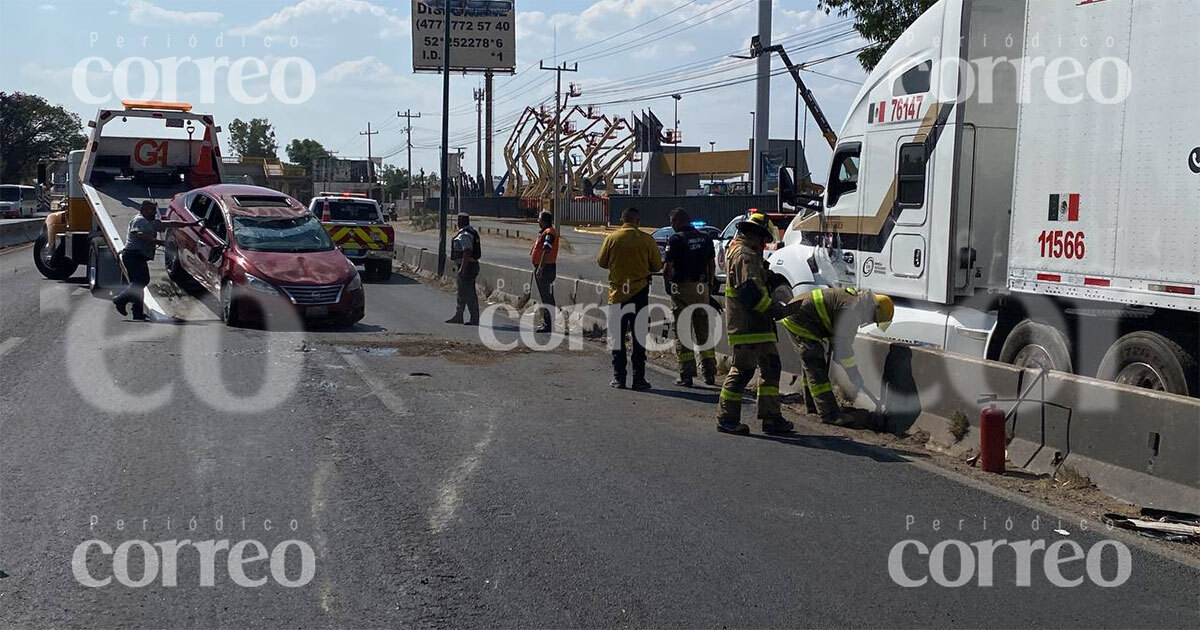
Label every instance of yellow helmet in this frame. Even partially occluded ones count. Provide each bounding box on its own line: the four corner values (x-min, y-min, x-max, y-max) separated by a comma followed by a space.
736, 211, 775, 243
874, 294, 895, 331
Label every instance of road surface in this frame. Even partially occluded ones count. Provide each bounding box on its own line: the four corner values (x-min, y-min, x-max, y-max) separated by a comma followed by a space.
0, 242, 1197, 628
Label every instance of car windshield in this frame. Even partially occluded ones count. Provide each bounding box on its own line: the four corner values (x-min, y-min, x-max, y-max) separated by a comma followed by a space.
0, 187, 19, 201
232, 214, 335, 253
652, 228, 674, 241
322, 200, 379, 222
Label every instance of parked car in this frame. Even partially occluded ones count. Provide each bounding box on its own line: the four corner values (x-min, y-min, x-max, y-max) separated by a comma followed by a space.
163, 184, 365, 327
0, 185, 39, 218
715, 211, 797, 284
308, 193, 394, 280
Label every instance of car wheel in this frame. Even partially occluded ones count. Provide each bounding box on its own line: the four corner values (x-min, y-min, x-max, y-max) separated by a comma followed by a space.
164, 243, 192, 288
220, 280, 242, 327
1096, 331, 1195, 397
33, 230, 78, 280
998, 319, 1073, 374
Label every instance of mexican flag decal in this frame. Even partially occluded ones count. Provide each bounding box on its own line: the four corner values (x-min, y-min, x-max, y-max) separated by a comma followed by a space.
1048, 193, 1080, 222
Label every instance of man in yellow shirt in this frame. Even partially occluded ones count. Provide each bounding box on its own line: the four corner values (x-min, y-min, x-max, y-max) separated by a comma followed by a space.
596, 207, 663, 390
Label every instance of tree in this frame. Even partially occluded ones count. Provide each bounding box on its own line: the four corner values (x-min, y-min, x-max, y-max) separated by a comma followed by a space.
0, 92, 87, 184
378, 164, 412, 197
817, 0, 938, 71
285, 138, 329, 172
227, 118, 278, 159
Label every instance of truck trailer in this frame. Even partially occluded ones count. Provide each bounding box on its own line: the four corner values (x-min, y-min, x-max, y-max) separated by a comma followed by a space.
770, 0, 1199, 396
34, 101, 224, 303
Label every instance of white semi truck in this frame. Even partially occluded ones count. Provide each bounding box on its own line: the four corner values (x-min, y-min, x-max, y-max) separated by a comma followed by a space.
770, 0, 1199, 396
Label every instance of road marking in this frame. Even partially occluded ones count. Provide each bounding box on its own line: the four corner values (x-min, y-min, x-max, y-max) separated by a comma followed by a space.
429, 410, 496, 535
338, 349, 412, 416
0, 337, 25, 359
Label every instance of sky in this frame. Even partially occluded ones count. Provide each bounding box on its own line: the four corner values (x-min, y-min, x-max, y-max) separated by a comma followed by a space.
0, 0, 869, 181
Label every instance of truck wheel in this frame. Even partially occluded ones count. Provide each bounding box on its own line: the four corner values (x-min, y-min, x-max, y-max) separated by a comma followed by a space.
368, 259, 392, 281
87, 241, 103, 295
1096, 332, 1195, 397
998, 320, 1073, 374
33, 231, 78, 280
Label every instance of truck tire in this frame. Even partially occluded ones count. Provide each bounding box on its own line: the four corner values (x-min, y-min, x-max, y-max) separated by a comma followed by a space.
1096, 332, 1195, 397
368, 259, 392, 281
87, 240, 103, 295
998, 320, 1073, 374
33, 231, 78, 280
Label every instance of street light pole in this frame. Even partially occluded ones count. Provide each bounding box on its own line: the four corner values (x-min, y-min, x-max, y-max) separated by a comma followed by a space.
672, 93, 681, 197
708, 140, 715, 186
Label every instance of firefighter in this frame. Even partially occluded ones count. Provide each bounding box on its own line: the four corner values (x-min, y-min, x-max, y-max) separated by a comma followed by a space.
780, 287, 895, 425
663, 208, 716, 387
717, 213, 793, 436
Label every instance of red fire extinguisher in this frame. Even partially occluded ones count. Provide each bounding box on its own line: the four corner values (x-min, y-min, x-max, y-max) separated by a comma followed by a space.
979, 403, 1007, 474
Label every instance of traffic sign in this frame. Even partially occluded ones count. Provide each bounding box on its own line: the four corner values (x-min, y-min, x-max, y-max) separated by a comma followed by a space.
412, 0, 516, 74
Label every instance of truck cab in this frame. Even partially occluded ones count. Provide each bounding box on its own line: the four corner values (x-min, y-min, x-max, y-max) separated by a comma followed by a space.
308, 193, 394, 280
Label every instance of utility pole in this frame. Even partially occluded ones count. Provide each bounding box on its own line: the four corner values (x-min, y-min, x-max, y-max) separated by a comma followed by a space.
397, 109, 422, 212
540, 59, 578, 235
437, 0, 452, 277
753, 0, 772, 194
484, 70, 494, 196
671, 93, 681, 197
474, 87, 484, 197
360, 122, 379, 190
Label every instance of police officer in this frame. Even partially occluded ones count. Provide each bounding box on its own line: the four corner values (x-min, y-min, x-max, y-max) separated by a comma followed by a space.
446, 213, 481, 325
717, 213, 793, 436
530, 211, 559, 333
663, 208, 717, 387
780, 287, 894, 425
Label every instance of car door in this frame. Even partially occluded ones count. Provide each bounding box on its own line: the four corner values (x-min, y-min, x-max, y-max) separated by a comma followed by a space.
178, 193, 210, 279
194, 198, 229, 294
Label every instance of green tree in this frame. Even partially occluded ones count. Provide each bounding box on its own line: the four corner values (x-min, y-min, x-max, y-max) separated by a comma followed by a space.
227, 117, 278, 159
285, 138, 329, 171
817, 0, 938, 71
0, 92, 87, 184
378, 164, 412, 197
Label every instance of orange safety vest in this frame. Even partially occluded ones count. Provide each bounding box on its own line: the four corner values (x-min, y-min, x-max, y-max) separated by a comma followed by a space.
531, 227, 559, 266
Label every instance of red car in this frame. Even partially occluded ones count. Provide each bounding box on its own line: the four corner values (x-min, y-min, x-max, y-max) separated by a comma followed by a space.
163, 184, 365, 327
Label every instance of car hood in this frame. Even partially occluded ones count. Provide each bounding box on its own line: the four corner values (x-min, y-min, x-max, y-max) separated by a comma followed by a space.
239, 249, 354, 286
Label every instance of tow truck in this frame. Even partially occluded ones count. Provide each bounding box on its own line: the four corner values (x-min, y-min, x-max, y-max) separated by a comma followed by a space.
308, 192, 394, 280
34, 100, 224, 308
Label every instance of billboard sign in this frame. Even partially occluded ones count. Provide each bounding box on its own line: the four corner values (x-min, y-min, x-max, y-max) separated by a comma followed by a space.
412, 1, 516, 73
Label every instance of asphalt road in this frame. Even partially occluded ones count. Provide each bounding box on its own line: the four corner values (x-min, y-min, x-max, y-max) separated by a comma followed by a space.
1, 242, 1197, 628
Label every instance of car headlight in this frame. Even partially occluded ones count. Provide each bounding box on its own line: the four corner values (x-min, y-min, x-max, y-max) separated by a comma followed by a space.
347, 273, 363, 291
244, 274, 280, 295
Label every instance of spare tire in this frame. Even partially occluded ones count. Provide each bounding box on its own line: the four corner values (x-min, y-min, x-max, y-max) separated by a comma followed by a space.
1096, 331, 1195, 397
998, 320, 1074, 374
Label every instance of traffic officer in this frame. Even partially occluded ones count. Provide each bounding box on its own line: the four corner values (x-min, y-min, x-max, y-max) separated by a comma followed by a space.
446, 213, 481, 325
663, 208, 717, 387
780, 287, 895, 425
717, 213, 793, 436
530, 211, 559, 333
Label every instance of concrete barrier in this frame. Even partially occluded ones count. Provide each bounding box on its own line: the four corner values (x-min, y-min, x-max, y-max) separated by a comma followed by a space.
0, 219, 44, 249
392, 244, 1200, 513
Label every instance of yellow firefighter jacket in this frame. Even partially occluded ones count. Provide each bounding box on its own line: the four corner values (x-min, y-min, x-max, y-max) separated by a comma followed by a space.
723, 236, 781, 346
781, 287, 877, 369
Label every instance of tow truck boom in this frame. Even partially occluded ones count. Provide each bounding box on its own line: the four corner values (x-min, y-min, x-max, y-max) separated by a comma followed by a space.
749, 35, 838, 150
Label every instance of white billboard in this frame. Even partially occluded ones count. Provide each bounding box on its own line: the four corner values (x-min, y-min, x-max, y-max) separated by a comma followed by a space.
412, 0, 516, 73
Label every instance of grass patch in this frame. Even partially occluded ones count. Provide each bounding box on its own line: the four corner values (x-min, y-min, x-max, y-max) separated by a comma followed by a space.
948, 411, 971, 442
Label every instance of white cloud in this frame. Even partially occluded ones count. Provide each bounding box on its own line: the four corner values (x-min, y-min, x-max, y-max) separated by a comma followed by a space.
124, 0, 222, 27
39, 4, 56, 11
230, 0, 409, 39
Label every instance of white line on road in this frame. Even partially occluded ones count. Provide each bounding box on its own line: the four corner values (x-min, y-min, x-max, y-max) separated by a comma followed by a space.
338, 349, 412, 416
429, 410, 497, 535
0, 337, 25, 359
